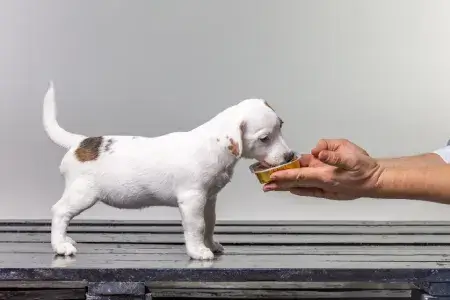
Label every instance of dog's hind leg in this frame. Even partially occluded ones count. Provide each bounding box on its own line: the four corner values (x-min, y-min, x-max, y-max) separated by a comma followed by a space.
51, 179, 98, 256
204, 195, 224, 254
178, 191, 214, 260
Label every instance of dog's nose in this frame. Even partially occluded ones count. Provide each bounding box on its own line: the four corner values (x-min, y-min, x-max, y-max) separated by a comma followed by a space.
284, 151, 295, 163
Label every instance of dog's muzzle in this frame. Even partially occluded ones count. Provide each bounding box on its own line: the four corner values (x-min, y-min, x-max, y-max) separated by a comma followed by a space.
283, 151, 296, 163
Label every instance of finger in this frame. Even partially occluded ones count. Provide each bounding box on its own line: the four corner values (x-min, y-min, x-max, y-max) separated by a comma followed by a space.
311, 139, 329, 157
263, 180, 313, 192
263, 184, 293, 192
311, 139, 343, 157
289, 187, 350, 200
299, 154, 314, 167
309, 156, 328, 167
269, 167, 324, 182
299, 154, 324, 167
289, 187, 327, 198
317, 150, 356, 170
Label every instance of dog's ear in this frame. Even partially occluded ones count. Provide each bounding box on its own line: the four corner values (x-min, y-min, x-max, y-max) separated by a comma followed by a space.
264, 100, 275, 112
226, 121, 245, 158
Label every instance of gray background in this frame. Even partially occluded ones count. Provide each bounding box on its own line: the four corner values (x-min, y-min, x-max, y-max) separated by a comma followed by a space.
2, 0, 450, 221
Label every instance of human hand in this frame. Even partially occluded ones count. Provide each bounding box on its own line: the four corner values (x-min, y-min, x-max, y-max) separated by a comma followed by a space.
263, 139, 383, 200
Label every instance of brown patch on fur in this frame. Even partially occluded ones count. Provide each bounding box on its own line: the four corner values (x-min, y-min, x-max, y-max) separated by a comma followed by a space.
228, 138, 240, 156
104, 138, 114, 152
74, 137, 103, 162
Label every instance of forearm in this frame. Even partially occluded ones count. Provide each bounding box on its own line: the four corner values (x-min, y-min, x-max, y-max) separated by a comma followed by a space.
374, 165, 450, 204
377, 153, 446, 168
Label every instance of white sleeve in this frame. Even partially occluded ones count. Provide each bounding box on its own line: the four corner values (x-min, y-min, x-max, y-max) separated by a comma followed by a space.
433, 142, 450, 163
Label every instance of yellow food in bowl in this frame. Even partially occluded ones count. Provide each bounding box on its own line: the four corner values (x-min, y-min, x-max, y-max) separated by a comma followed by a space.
249, 157, 301, 184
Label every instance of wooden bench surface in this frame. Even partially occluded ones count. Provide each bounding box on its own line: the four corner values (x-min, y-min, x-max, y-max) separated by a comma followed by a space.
1, 220, 450, 299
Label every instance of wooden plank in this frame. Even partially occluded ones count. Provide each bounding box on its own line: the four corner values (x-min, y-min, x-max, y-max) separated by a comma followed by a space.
4, 242, 450, 256
0, 289, 85, 300
4, 219, 450, 226
5, 224, 450, 234
0, 252, 446, 269
2, 252, 450, 264
87, 282, 145, 296
149, 288, 412, 298
3, 232, 450, 244
147, 281, 414, 290
0, 281, 86, 288
0, 220, 450, 287
0, 266, 449, 283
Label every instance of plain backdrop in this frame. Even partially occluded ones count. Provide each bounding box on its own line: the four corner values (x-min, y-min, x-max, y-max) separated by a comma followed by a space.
2, 0, 450, 220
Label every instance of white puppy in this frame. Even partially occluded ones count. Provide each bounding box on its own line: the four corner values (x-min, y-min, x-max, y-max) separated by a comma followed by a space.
43, 82, 294, 260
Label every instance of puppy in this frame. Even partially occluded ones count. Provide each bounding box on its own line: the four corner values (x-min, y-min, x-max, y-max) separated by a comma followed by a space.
43, 82, 294, 260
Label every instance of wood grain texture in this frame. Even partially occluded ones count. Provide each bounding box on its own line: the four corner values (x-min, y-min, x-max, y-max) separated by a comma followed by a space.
0, 289, 85, 300
147, 281, 414, 290
2, 220, 450, 225
149, 288, 412, 298
3, 232, 450, 245
1, 220, 450, 298
5, 224, 450, 234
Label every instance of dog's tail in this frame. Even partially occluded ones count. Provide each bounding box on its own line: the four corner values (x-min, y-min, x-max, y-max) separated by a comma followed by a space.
43, 81, 86, 149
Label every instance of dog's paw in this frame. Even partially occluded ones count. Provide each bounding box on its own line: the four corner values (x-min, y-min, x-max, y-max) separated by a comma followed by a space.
205, 240, 224, 253
188, 247, 215, 260
53, 242, 77, 256
65, 236, 76, 245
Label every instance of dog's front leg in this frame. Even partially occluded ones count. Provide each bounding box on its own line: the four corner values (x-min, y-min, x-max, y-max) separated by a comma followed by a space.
178, 191, 214, 260
204, 195, 224, 254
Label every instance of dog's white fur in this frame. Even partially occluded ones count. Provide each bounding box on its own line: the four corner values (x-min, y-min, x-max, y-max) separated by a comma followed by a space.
43, 82, 293, 260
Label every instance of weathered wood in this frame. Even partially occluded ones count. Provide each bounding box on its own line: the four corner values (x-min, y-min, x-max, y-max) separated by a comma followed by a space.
4, 232, 450, 245
5, 224, 450, 234
418, 282, 450, 297
4, 219, 450, 226
422, 295, 450, 300
147, 281, 414, 290
87, 282, 145, 296
149, 288, 412, 298
86, 296, 143, 300
3, 242, 450, 253
2, 252, 450, 264
0, 252, 444, 269
0, 289, 85, 299
0, 280, 86, 288
1, 220, 450, 298
45, 260, 450, 269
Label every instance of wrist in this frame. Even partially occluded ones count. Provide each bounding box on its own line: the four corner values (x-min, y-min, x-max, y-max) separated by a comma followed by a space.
366, 164, 388, 198
371, 166, 395, 198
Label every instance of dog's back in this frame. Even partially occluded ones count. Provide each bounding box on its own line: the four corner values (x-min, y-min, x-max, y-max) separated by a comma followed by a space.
59, 133, 199, 209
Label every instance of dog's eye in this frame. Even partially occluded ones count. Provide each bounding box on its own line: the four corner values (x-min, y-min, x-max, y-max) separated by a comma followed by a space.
259, 136, 270, 143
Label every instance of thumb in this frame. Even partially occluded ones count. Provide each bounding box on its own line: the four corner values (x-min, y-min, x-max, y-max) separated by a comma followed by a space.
318, 150, 355, 170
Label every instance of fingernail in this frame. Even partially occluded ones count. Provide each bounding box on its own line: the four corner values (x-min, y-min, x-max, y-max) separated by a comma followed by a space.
263, 185, 274, 192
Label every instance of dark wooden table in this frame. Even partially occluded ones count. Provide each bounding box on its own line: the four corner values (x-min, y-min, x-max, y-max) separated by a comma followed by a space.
0, 220, 450, 299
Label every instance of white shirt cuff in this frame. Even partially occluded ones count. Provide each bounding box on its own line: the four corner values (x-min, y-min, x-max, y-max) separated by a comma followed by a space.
433, 146, 450, 163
